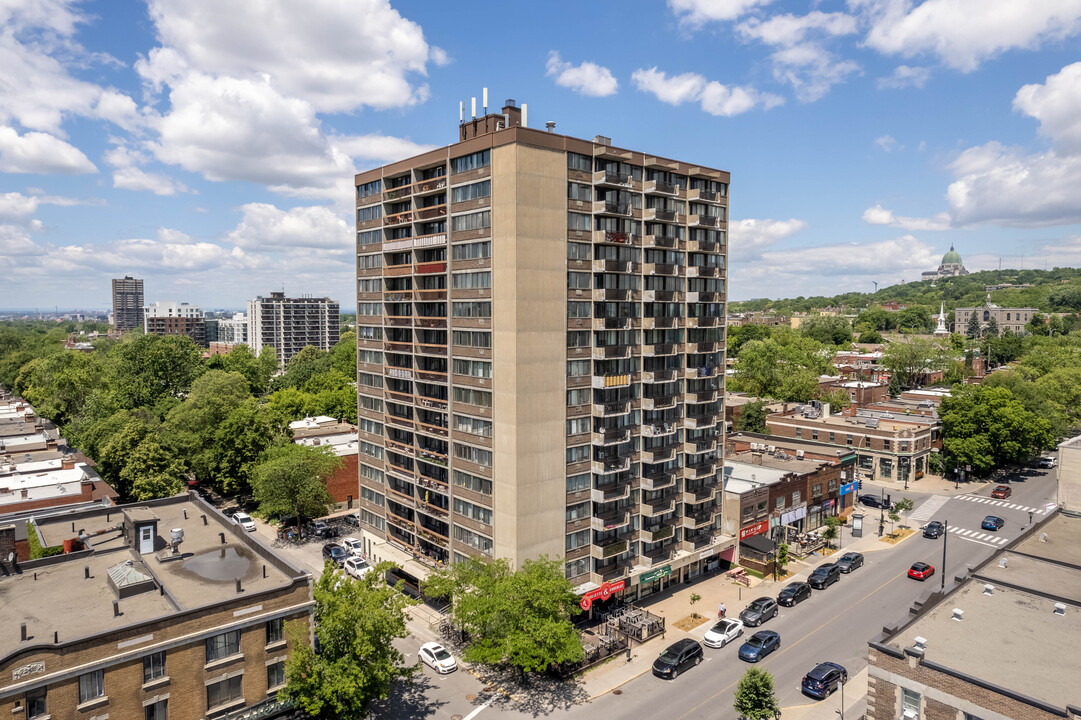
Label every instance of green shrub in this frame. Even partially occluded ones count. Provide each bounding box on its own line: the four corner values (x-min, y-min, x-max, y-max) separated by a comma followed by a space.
25, 522, 63, 560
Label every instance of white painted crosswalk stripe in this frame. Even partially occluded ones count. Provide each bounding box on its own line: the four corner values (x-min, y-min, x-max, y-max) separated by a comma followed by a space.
957, 495, 1053, 514
908, 495, 950, 523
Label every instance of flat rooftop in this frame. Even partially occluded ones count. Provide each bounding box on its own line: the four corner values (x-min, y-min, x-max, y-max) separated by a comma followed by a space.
2, 495, 306, 655
728, 452, 823, 476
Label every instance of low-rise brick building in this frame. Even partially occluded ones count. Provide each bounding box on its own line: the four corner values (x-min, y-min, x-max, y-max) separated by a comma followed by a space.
290, 416, 359, 509
0, 493, 313, 720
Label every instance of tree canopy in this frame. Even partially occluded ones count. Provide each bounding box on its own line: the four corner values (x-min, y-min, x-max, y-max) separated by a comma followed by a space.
734, 667, 781, 720
940, 384, 1053, 476
251, 443, 339, 521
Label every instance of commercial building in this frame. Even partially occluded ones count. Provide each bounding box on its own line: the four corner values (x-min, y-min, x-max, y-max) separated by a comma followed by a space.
867, 512, 1081, 720
955, 299, 1039, 336
0, 493, 312, 720
247, 293, 339, 366
353, 98, 733, 600
111, 276, 144, 332
144, 302, 207, 347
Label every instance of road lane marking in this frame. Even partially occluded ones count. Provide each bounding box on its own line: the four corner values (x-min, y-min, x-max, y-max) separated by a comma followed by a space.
955, 535, 1001, 548
462, 697, 493, 720
908, 495, 949, 523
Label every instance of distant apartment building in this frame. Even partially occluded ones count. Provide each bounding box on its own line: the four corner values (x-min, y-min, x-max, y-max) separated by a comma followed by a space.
353, 99, 733, 600
955, 300, 1038, 336
111, 276, 144, 332
218, 313, 249, 345
144, 301, 207, 347
247, 293, 339, 366
727, 313, 788, 327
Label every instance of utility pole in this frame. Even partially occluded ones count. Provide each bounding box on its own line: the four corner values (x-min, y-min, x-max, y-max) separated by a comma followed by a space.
837, 675, 846, 720
941, 519, 948, 591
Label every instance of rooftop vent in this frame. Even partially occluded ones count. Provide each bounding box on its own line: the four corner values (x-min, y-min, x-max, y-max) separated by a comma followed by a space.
1054, 602, 1066, 616
1040, 532, 1048, 542
999, 556, 1008, 569
593, 135, 611, 146
913, 636, 927, 653
983, 583, 994, 595
545, 121, 556, 132
951, 608, 964, 622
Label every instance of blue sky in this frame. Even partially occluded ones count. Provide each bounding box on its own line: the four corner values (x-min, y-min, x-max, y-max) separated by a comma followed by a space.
2, 0, 1081, 310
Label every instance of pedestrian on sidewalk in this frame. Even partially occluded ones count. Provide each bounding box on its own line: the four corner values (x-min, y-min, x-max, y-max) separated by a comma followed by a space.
718, 602, 726, 619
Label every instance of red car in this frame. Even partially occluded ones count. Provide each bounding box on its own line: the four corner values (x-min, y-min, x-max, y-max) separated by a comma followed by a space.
991, 485, 1012, 499
908, 562, 935, 581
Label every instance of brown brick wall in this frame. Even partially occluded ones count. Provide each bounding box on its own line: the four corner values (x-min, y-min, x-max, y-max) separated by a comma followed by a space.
0, 484, 95, 517
324, 453, 358, 504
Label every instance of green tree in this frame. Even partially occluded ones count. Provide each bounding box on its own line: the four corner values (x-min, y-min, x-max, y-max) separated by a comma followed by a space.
818, 388, 851, 411
163, 370, 252, 484
799, 315, 853, 346
735, 400, 768, 433
882, 338, 945, 389
211, 399, 282, 495
99, 415, 159, 499
266, 387, 315, 426
108, 334, 205, 410
16, 351, 103, 425
775, 543, 789, 575
329, 330, 357, 378
896, 306, 933, 333
821, 516, 841, 549
728, 324, 772, 357
966, 312, 981, 339
984, 315, 999, 337
888, 372, 902, 398
734, 333, 830, 400
941, 384, 1053, 476
857, 329, 884, 344
734, 667, 781, 720
281, 562, 415, 719
251, 443, 338, 521
275, 345, 332, 391
894, 497, 915, 528
122, 439, 188, 501
423, 555, 584, 673
209, 344, 275, 396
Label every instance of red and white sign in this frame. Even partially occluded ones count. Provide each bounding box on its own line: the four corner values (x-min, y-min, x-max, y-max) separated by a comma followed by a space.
579, 579, 626, 611
739, 520, 769, 541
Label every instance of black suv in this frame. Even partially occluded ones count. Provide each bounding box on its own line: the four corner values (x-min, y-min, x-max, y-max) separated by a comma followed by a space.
801, 662, 848, 699
859, 493, 893, 510
652, 639, 704, 680
923, 521, 944, 539
808, 563, 841, 589
739, 597, 779, 627
777, 582, 811, 607
322, 543, 348, 567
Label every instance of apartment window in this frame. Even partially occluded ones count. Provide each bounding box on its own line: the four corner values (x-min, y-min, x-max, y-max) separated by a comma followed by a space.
566, 331, 590, 348
454, 470, 492, 495
566, 445, 590, 464
206, 675, 243, 710
452, 180, 491, 203
792, 491, 802, 504
357, 350, 383, 365
357, 373, 383, 389
452, 301, 491, 318
812, 483, 823, 498
357, 179, 381, 197
357, 278, 381, 293
451, 149, 490, 173
453, 358, 492, 378
566, 529, 590, 550
568, 302, 591, 319
452, 241, 491, 260
566, 388, 590, 406
453, 330, 491, 348
566, 501, 590, 521
357, 302, 381, 316
829, 432, 836, 443
78, 670, 105, 703
360, 487, 385, 506
25, 688, 46, 719
795, 428, 802, 438
567, 359, 591, 377
453, 386, 492, 408
566, 473, 590, 493
453, 524, 493, 553
357, 229, 380, 245
566, 417, 590, 435
143, 651, 166, 683
266, 618, 284, 645
775, 496, 784, 510
358, 418, 384, 435
205, 630, 242, 663
454, 498, 493, 525
567, 212, 591, 231
566, 557, 589, 579
451, 210, 490, 233
267, 661, 285, 691
568, 242, 591, 260
361, 509, 385, 530
567, 182, 593, 201
828, 479, 838, 492
452, 271, 491, 289
568, 152, 591, 172
358, 395, 383, 414
454, 414, 492, 438
357, 205, 383, 222
846, 434, 853, 446
901, 688, 921, 719
812, 430, 818, 440
360, 441, 384, 460
454, 442, 492, 467
357, 253, 382, 270
357, 325, 382, 341
145, 699, 168, 720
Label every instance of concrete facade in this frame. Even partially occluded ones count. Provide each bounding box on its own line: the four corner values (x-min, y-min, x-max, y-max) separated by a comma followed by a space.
111, 276, 144, 333
247, 293, 339, 366
955, 302, 1038, 336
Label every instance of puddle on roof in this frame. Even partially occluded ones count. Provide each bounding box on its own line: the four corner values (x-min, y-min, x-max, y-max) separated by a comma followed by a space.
180, 546, 252, 582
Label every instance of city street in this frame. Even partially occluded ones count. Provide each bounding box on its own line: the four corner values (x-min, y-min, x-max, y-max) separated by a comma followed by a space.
376, 467, 1058, 720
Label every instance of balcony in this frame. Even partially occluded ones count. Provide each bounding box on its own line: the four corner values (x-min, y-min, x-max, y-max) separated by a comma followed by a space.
639, 471, 676, 492
682, 530, 716, 551
415, 261, 446, 275
641, 395, 678, 412
684, 413, 718, 430
592, 287, 632, 302
384, 315, 414, 327
592, 457, 631, 475
415, 204, 447, 221
640, 524, 675, 544
688, 342, 718, 355
415, 499, 449, 521
687, 188, 722, 203
591, 427, 630, 445
415, 177, 447, 196
592, 316, 632, 331
684, 437, 717, 454
592, 509, 631, 532
592, 539, 629, 560
384, 209, 413, 227
682, 509, 716, 530
642, 207, 677, 223
645, 262, 679, 277
643, 233, 683, 250
641, 422, 678, 438
640, 496, 675, 517
644, 179, 679, 196
687, 291, 722, 303
639, 445, 675, 464
591, 482, 631, 503
593, 344, 632, 360
687, 265, 720, 279
593, 559, 631, 584
592, 200, 632, 216
592, 169, 632, 187
593, 400, 630, 417
383, 263, 413, 277
642, 344, 677, 358
683, 482, 719, 505
686, 365, 720, 379
592, 259, 637, 273
641, 369, 676, 383
642, 316, 677, 331
592, 229, 638, 246
687, 316, 720, 328
688, 214, 719, 228
382, 184, 413, 202
644, 290, 681, 303
689, 389, 718, 403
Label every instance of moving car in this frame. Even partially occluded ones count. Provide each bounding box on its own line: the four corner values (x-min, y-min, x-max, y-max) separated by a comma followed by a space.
908, 562, 935, 581
232, 512, 256, 532
738, 630, 780, 663
652, 639, 704, 679
991, 485, 1012, 499
808, 563, 841, 589
923, 521, 944, 539
343, 556, 373, 580
703, 618, 744, 648
835, 552, 864, 573
981, 515, 1005, 531
739, 597, 779, 627
858, 493, 893, 510
801, 662, 848, 699
419, 642, 457, 674
1038, 456, 1057, 469
322, 543, 348, 567
341, 537, 365, 557
777, 582, 811, 607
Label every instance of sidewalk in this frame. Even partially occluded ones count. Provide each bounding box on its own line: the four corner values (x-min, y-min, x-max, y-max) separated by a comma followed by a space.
870, 471, 990, 498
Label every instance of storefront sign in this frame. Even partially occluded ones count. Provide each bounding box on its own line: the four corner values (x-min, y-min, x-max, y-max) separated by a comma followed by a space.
780, 505, 807, 526
579, 579, 626, 610
739, 520, 769, 540
639, 565, 672, 584
822, 499, 835, 509
839, 481, 857, 496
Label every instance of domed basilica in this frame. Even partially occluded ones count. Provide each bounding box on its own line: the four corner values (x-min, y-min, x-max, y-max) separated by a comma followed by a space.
921, 244, 969, 281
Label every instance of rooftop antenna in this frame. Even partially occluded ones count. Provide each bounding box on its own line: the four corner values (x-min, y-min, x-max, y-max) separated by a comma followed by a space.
483, 87, 488, 115
521, 103, 528, 128
471, 97, 476, 119
459, 100, 463, 124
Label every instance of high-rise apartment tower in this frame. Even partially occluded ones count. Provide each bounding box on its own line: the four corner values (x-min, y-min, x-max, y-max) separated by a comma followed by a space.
247, 293, 340, 365
111, 275, 144, 332
353, 100, 734, 600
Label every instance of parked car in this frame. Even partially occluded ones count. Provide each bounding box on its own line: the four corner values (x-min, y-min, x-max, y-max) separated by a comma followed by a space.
703, 618, 744, 648
309, 520, 340, 539
908, 562, 935, 581
232, 512, 256, 532
340, 537, 365, 557
801, 662, 848, 699
652, 639, 704, 679
835, 552, 864, 573
343, 512, 360, 528
808, 563, 841, 589
738, 630, 780, 663
419, 642, 457, 674
322, 543, 348, 567
777, 581, 812, 607
1037, 456, 1057, 469
343, 556, 373, 580
981, 515, 1005, 531
739, 597, 779, 627
991, 485, 1012, 499
222, 507, 240, 518
923, 521, 944, 539
859, 493, 893, 510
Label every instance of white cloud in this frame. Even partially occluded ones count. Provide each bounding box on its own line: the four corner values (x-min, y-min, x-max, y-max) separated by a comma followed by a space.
632, 68, 783, 116
874, 134, 900, 152
1013, 61, 1081, 154
226, 203, 351, 250
862, 204, 950, 230
877, 65, 931, 89
0, 224, 40, 256
45, 236, 253, 274
856, 0, 1081, 72
0, 192, 40, 221
0, 126, 96, 174
728, 217, 807, 260
331, 134, 439, 169
545, 52, 619, 97
105, 145, 190, 196
669, 0, 776, 26
737, 11, 858, 46
760, 235, 937, 274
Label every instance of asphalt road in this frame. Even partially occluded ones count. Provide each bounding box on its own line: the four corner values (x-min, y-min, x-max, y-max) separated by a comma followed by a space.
379, 467, 1058, 720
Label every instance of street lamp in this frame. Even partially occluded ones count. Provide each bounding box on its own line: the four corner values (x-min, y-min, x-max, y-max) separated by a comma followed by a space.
836, 675, 846, 720
878, 486, 886, 537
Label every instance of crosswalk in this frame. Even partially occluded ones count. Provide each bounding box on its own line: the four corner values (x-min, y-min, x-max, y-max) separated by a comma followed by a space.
948, 526, 1008, 545
907, 495, 950, 523
955, 494, 1050, 515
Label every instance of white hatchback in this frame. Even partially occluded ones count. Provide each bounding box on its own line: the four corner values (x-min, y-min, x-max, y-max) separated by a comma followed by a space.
419, 642, 457, 674
341, 537, 365, 557
232, 512, 256, 532
343, 556, 373, 580
703, 618, 744, 648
